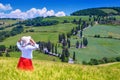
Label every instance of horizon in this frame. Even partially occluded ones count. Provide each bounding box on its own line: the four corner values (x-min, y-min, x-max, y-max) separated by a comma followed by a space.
0, 0, 120, 19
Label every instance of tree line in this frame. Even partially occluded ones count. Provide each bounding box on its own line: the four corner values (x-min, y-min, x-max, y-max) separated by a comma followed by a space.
82, 56, 120, 65
21, 17, 59, 26
0, 25, 24, 42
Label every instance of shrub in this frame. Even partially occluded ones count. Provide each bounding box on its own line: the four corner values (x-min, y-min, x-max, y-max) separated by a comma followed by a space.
6, 52, 10, 57
108, 35, 112, 38
0, 52, 3, 56
94, 34, 100, 38
116, 56, 120, 61
88, 58, 99, 65
82, 61, 88, 65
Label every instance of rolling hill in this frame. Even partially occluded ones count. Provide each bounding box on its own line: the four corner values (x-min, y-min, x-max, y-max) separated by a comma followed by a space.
71, 7, 120, 16
0, 16, 120, 64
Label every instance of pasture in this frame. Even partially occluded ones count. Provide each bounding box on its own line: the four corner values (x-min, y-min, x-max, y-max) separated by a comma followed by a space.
69, 24, 120, 63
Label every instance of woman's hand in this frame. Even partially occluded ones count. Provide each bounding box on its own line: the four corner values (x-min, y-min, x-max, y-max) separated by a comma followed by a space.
30, 38, 36, 46
18, 38, 21, 42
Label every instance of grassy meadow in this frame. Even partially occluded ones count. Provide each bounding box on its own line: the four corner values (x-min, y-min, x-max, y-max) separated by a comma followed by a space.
0, 23, 77, 47
0, 57, 120, 80
70, 37, 120, 63
69, 24, 120, 63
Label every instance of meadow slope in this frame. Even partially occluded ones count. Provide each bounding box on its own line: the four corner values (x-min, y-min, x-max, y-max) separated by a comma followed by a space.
0, 57, 120, 80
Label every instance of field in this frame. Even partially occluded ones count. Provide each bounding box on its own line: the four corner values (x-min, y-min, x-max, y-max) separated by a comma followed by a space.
70, 37, 120, 63
100, 9, 118, 14
0, 16, 120, 63
69, 25, 120, 63
0, 57, 120, 80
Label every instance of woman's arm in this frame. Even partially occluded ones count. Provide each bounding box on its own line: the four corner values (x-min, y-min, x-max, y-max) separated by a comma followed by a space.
26, 38, 39, 50
30, 38, 36, 46
16, 38, 23, 50
27, 43, 39, 50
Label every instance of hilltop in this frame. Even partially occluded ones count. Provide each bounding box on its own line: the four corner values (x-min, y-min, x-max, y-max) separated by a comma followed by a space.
71, 7, 120, 16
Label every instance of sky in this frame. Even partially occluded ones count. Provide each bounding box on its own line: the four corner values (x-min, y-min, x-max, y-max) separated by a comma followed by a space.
0, 0, 120, 19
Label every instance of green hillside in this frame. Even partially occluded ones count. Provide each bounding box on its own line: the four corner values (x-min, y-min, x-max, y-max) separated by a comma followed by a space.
0, 16, 120, 64
71, 7, 120, 16
0, 57, 120, 80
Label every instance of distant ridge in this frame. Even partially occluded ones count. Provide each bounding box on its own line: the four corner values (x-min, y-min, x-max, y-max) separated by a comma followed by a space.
71, 7, 120, 16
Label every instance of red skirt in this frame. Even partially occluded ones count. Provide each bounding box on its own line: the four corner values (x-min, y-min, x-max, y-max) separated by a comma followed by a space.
17, 57, 33, 71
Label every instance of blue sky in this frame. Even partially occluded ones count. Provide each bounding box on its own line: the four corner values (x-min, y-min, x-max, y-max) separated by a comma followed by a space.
0, 0, 120, 19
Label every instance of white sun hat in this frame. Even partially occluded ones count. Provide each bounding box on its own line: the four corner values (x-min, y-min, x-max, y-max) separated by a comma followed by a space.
20, 36, 31, 46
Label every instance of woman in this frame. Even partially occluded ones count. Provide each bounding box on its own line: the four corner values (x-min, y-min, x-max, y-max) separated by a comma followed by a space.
16, 36, 39, 71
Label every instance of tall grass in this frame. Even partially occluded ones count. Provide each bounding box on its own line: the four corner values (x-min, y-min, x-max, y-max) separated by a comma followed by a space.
0, 57, 120, 80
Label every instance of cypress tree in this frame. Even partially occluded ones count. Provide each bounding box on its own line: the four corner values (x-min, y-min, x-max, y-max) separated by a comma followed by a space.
51, 43, 54, 53
80, 30, 82, 38
55, 44, 57, 54
67, 39, 71, 48
83, 37, 88, 47
76, 41, 79, 48
61, 49, 65, 62
73, 52, 76, 60
47, 40, 52, 52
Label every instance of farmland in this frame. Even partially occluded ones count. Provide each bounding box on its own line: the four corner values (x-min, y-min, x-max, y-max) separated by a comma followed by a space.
0, 16, 120, 63
0, 57, 120, 80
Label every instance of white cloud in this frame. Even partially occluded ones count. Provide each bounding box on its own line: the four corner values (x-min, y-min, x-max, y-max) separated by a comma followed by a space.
55, 11, 66, 17
0, 3, 12, 10
0, 7, 66, 19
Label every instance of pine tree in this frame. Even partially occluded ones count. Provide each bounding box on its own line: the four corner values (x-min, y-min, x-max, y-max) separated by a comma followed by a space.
73, 52, 76, 61
58, 34, 62, 43
67, 39, 71, 48
64, 48, 70, 58
83, 37, 88, 47
47, 41, 52, 52
62, 40, 67, 47
80, 30, 82, 38
61, 48, 70, 62
51, 43, 54, 53
67, 32, 71, 38
55, 44, 57, 54
76, 41, 79, 48
61, 49, 65, 62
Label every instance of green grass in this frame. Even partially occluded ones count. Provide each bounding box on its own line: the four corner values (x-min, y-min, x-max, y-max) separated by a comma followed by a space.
43, 16, 89, 22
25, 23, 76, 33
84, 25, 120, 38
69, 25, 120, 63
0, 19, 17, 24
115, 15, 120, 20
0, 32, 59, 47
1, 17, 120, 64
0, 57, 120, 80
100, 9, 118, 14
3, 51, 60, 62
70, 37, 120, 63
0, 23, 76, 47
0, 20, 17, 27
